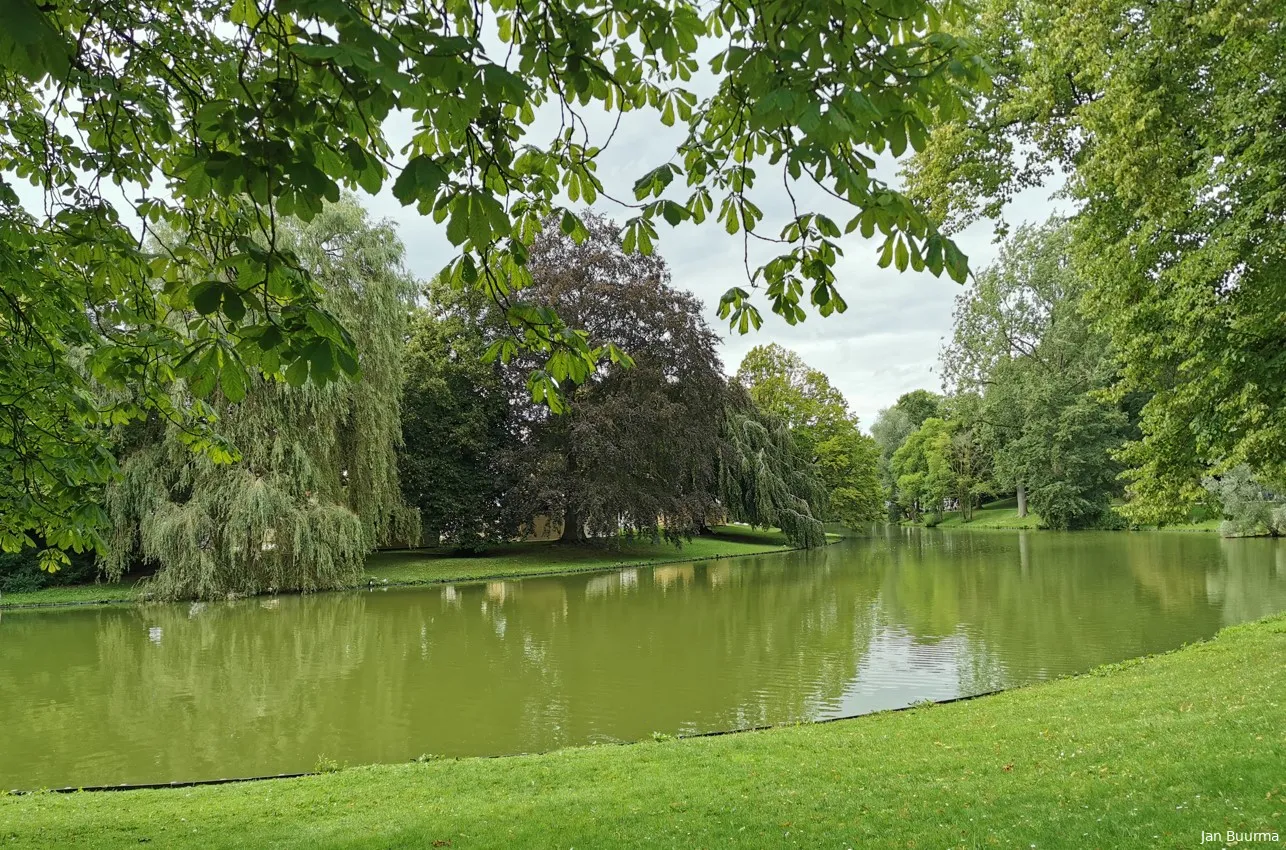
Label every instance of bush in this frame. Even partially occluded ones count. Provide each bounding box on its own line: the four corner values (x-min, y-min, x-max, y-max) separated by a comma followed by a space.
1030, 481, 1110, 530
1203, 465, 1285, 537
0, 548, 100, 594
1093, 507, 1130, 531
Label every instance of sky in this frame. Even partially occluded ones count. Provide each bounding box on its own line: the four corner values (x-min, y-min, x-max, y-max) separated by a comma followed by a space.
363, 104, 1065, 432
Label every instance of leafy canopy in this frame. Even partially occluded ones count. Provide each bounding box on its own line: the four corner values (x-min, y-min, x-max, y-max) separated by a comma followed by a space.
905, 0, 1286, 522
103, 198, 418, 599
736, 343, 881, 525
0, 0, 983, 563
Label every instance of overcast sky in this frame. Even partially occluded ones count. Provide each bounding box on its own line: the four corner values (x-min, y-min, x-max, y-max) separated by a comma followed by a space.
364, 105, 1066, 432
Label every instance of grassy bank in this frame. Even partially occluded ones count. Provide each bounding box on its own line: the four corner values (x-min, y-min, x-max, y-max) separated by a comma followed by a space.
0, 526, 798, 610
903, 497, 1223, 533
3, 615, 1282, 848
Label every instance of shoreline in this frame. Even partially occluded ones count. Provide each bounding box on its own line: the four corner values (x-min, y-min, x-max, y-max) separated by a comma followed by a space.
0, 527, 833, 612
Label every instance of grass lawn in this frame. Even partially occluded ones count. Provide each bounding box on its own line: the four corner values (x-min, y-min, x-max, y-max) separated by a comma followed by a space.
0, 580, 141, 609
928, 497, 1043, 530
901, 497, 1042, 530
0, 526, 800, 610
3, 614, 1282, 848
904, 497, 1223, 534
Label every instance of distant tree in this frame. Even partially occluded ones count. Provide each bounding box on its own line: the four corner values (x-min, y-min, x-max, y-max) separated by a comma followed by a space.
735, 344, 882, 526
894, 390, 942, 429
891, 417, 982, 523
736, 344, 851, 441
907, 0, 1286, 522
717, 389, 827, 548
497, 214, 726, 543
103, 199, 419, 599
399, 294, 517, 550
943, 220, 1129, 528
816, 428, 883, 528
871, 392, 951, 520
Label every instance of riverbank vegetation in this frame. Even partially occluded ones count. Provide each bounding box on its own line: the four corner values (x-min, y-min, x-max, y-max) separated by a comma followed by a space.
2, 4, 1282, 576
870, 217, 1284, 536
5, 613, 1282, 847
2, 201, 883, 601
866, 0, 1284, 537
0, 526, 798, 610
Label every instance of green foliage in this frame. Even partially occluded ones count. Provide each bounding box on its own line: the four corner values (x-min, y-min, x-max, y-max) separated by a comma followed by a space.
0, 547, 98, 594
907, 0, 1286, 523
103, 199, 419, 599
893, 390, 942, 429
870, 405, 916, 520
735, 344, 882, 526
1, 0, 982, 556
815, 430, 883, 528
872, 391, 947, 519
891, 417, 974, 521
496, 214, 727, 543
716, 393, 827, 548
944, 220, 1128, 530
399, 295, 517, 550
1203, 466, 1285, 538
736, 344, 851, 439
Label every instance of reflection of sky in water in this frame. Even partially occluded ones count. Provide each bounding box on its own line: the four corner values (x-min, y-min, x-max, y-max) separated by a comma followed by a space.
830, 627, 971, 717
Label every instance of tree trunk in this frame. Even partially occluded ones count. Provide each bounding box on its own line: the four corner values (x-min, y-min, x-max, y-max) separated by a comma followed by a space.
1016, 481, 1027, 518
562, 502, 585, 543
561, 435, 585, 543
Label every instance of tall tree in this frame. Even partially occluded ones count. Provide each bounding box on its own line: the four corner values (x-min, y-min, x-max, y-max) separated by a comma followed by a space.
871, 390, 943, 519
496, 214, 726, 543
907, 0, 1286, 523
942, 220, 1129, 529
399, 291, 517, 550
1, 0, 980, 561
891, 416, 981, 522
735, 344, 882, 526
870, 405, 915, 521
103, 199, 418, 599
736, 344, 851, 441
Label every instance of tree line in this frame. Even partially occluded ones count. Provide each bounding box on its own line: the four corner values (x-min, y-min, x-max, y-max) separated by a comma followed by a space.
872, 220, 1284, 535
3, 0, 1282, 587
400, 214, 885, 552
2, 203, 884, 599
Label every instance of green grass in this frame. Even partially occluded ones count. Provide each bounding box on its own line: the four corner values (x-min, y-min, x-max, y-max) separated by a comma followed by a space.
903, 497, 1042, 530
0, 526, 799, 610
4, 615, 1283, 848
929, 501, 1043, 530
904, 497, 1223, 533
364, 525, 800, 585
0, 581, 139, 609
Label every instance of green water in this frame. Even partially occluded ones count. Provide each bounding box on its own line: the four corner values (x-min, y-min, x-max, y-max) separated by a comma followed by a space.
2, 529, 1284, 789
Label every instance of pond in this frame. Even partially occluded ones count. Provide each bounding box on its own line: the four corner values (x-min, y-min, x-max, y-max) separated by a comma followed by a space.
2, 528, 1285, 790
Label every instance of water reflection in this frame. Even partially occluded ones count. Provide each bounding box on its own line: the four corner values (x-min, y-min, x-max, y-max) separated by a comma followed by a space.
1, 530, 1284, 789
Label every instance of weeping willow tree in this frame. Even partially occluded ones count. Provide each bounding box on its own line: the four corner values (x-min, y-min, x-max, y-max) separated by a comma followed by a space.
717, 389, 827, 549
104, 198, 419, 599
